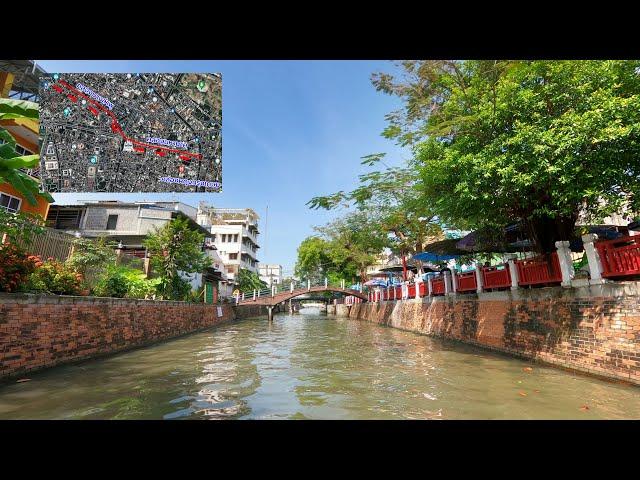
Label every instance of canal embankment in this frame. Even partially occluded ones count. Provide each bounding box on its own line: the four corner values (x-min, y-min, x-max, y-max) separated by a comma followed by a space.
332, 281, 640, 386
0, 293, 271, 380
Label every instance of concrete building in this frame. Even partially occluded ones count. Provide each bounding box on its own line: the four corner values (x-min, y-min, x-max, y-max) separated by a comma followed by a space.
196, 204, 260, 281
258, 264, 283, 287
46, 200, 204, 253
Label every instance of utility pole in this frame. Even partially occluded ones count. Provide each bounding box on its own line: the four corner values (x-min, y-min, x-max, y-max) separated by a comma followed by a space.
263, 205, 268, 261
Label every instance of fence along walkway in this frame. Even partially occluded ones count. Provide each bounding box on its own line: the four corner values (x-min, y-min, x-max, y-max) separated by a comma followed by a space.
15, 227, 76, 262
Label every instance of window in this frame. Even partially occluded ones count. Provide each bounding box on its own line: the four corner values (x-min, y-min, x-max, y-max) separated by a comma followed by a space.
221, 234, 226, 242
229, 253, 238, 260
106, 215, 118, 230
0, 193, 21, 213
0, 140, 34, 156
234, 234, 238, 242
15, 144, 34, 156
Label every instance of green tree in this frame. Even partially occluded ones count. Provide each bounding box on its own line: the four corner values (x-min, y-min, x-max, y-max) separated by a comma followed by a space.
67, 236, 116, 275
143, 217, 211, 300
237, 268, 267, 292
294, 236, 333, 283
307, 153, 443, 264
0, 208, 45, 246
0, 98, 54, 205
315, 211, 388, 282
295, 211, 390, 284
372, 60, 640, 252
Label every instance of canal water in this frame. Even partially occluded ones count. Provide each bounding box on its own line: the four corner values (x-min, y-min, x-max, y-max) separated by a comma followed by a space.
0, 308, 638, 420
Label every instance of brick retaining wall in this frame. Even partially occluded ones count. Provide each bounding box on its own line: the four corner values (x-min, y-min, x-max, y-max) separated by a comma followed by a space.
0, 293, 237, 380
339, 282, 640, 386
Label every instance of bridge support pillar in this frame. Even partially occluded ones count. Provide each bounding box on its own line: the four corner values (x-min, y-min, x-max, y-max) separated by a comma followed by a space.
267, 306, 274, 322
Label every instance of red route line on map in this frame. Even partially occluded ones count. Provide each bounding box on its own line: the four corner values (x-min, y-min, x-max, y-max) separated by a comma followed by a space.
56, 79, 203, 160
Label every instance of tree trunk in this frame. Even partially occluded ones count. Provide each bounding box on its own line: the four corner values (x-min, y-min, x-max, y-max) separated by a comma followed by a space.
401, 253, 408, 281
525, 214, 577, 255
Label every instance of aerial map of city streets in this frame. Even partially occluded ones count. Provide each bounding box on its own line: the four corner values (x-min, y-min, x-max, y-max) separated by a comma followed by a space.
38, 73, 222, 193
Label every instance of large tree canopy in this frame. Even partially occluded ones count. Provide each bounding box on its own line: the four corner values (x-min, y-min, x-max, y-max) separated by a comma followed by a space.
307, 153, 443, 257
375, 60, 640, 252
295, 211, 389, 284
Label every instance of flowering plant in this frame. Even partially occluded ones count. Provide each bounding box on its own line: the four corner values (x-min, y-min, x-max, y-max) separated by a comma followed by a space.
0, 244, 40, 292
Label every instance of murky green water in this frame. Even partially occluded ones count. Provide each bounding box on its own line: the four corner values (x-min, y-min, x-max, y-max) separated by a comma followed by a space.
0, 308, 638, 419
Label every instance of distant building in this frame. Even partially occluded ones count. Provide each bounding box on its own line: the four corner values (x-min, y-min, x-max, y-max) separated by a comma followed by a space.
258, 264, 283, 287
196, 204, 260, 281
46, 200, 202, 250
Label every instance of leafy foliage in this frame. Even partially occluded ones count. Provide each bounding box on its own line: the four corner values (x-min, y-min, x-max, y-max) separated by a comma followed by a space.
295, 211, 389, 283
93, 265, 161, 299
143, 217, 211, 300
395, 60, 640, 252
0, 98, 54, 205
322, 60, 640, 255
307, 153, 443, 259
67, 236, 117, 275
94, 269, 129, 298
23, 258, 85, 295
0, 208, 45, 246
237, 268, 267, 291
0, 244, 40, 292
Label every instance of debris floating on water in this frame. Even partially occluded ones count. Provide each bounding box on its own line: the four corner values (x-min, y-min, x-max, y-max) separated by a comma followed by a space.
16, 379, 31, 383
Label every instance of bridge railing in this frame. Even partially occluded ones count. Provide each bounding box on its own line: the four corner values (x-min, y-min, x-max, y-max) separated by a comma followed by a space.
236, 277, 362, 304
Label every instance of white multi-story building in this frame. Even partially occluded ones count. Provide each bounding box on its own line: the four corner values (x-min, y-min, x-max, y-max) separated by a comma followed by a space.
197, 204, 260, 281
258, 264, 283, 287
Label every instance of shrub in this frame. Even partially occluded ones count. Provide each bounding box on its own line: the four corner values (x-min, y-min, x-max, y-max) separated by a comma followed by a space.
66, 236, 116, 276
0, 244, 41, 292
24, 258, 85, 295
94, 273, 128, 298
93, 265, 160, 299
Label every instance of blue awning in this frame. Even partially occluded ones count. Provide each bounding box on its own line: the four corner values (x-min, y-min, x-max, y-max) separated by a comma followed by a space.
412, 251, 460, 262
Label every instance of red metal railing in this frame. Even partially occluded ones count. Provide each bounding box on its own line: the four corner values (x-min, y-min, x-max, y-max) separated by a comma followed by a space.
596, 235, 640, 278
407, 284, 416, 298
418, 282, 428, 297
481, 265, 511, 290
431, 277, 446, 295
515, 252, 562, 287
395, 285, 403, 299
455, 271, 477, 293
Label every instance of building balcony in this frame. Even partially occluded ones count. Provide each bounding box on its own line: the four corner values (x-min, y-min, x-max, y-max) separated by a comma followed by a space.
242, 227, 259, 245
241, 245, 258, 259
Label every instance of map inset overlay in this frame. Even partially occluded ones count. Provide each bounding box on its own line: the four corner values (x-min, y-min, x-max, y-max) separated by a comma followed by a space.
38, 73, 222, 193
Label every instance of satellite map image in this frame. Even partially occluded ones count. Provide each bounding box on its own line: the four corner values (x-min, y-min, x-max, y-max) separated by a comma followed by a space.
38, 73, 222, 193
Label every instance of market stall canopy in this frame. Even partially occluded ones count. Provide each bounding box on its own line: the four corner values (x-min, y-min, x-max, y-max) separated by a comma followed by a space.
456, 223, 631, 254
413, 251, 460, 262
412, 238, 466, 263
364, 278, 387, 287
455, 226, 534, 253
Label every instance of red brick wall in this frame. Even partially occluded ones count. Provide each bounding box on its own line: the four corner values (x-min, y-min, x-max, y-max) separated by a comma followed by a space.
0, 293, 237, 380
346, 283, 640, 386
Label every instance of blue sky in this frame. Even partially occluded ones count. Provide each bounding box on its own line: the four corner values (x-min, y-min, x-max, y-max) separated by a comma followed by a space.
37, 60, 410, 273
